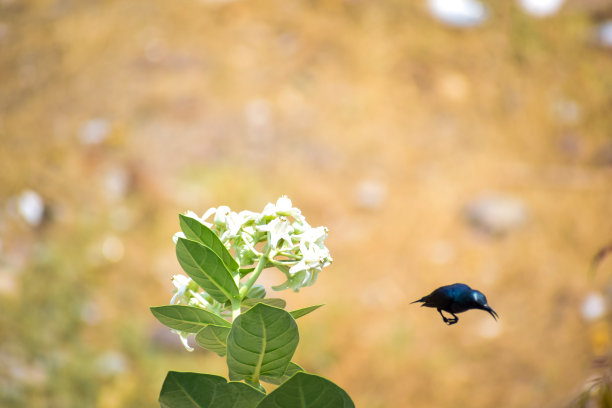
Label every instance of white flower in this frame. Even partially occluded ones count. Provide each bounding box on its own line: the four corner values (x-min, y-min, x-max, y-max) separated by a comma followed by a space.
188, 291, 212, 308
242, 225, 256, 239
292, 218, 311, 234
182, 210, 213, 228
174, 196, 332, 293
275, 196, 293, 213
200, 207, 217, 223
256, 217, 294, 250
172, 231, 186, 244
262, 196, 302, 219
286, 226, 332, 276
289, 243, 331, 275
277, 238, 331, 291
238, 210, 259, 223
184, 210, 200, 221
170, 274, 214, 308
170, 274, 192, 304
213, 206, 231, 227
226, 211, 246, 237
273, 268, 320, 291
261, 202, 276, 217
298, 226, 328, 247
172, 330, 194, 352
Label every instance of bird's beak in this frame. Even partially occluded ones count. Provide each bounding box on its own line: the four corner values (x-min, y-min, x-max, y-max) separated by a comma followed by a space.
484, 305, 498, 321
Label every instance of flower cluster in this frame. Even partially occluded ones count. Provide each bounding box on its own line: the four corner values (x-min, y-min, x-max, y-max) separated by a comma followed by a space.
172, 196, 332, 292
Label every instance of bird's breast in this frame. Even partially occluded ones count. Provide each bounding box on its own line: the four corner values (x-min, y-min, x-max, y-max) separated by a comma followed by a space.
449, 303, 472, 313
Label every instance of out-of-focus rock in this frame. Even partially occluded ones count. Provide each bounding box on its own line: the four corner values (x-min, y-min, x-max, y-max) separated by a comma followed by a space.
557, 132, 582, 159
79, 118, 110, 145
244, 98, 274, 162
96, 351, 128, 377
2, 353, 47, 386
354, 180, 387, 210
80, 301, 102, 325
245, 98, 273, 137
551, 98, 581, 125
596, 21, 612, 49
464, 193, 528, 236
103, 165, 130, 202
101, 235, 124, 263
17, 190, 45, 227
567, 0, 612, 18
592, 141, 612, 166
427, 0, 488, 28
582, 292, 606, 322
518, 0, 565, 17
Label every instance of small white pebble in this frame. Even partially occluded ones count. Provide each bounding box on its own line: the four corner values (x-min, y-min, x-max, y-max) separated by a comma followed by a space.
17, 190, 44, 227
96, 351, 128, 376
79, 118, 110, 145
517, 0, 564, 18
428, 0, 487, 28
102, 235, 124, 263
597, 21, 612, 49
354, 180, 387, 210
103, 166, 130, 201
582, 292, 606, 322
80, 301, 102, 325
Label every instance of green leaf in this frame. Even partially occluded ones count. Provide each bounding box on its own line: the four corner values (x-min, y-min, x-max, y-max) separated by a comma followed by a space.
159, 371, 224, 408
256, 372, 354, 408
211, 381, 266, 408
246, 284, 266, 299
176, 238, 239, 303
241, 298, 287, 313
289, 305, 324, 320
260, 362, 303, 385
195, 325, 231, 356
227, 304, 299, 384
159, 371, 265, 408
239, 267, 255, 278
179, 214, 239, 272
151, 305, 230, 333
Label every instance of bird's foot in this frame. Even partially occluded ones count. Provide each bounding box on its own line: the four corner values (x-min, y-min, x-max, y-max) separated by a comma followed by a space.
446, 318, 458, 326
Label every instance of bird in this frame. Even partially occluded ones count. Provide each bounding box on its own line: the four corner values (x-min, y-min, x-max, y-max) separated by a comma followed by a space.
411, 283, 498, 325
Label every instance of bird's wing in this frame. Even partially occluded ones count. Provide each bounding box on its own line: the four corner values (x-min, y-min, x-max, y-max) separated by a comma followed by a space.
420, 288, 453, 309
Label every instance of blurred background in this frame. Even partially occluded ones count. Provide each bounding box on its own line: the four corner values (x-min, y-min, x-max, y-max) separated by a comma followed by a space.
1, 0, 612, 407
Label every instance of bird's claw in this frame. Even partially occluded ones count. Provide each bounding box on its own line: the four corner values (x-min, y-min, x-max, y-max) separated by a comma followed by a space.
445, 319, 458, 325
443, 316, 458, 325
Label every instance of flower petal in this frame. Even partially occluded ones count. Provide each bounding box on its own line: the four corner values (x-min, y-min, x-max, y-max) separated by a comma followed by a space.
172, 231, 186, 244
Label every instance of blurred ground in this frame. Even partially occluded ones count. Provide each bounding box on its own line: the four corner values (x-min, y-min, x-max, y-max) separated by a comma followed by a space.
1, 0, 612, 407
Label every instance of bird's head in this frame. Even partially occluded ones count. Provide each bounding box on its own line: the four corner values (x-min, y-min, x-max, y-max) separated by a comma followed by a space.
471, 290, 499, 321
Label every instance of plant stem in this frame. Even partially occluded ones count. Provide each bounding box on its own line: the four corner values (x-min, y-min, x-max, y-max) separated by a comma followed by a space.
231, 299, 241, 321
239, 251, 268, 298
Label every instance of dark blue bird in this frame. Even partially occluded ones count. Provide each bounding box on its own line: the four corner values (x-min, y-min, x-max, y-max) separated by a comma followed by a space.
411, 283, 498, 325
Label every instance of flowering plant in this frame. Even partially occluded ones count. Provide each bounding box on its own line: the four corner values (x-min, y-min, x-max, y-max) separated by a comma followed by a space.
151, 197, 353, 407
